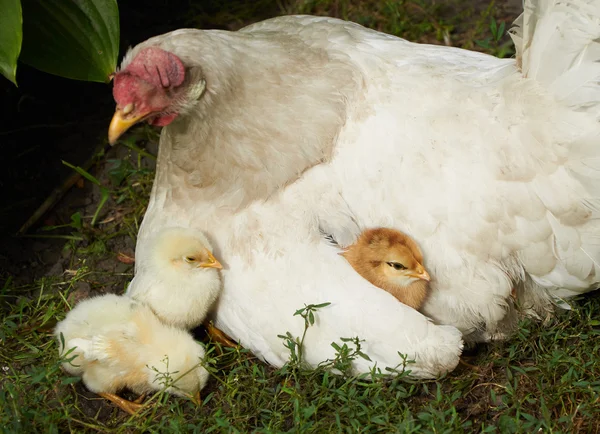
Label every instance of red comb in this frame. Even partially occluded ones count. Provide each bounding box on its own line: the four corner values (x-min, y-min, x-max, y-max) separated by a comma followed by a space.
124, 47, 185, 88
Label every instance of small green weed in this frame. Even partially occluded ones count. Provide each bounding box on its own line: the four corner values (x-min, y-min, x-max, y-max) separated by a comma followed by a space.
476, 17, 514, 58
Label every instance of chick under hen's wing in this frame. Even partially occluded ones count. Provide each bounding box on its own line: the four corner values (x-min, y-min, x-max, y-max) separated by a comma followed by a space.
214, 240, 463, 378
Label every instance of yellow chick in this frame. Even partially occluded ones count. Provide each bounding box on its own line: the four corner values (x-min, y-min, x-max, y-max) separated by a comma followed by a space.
55, 294, 209, 414
126, 227, 223, 329
341, 227, 431, 310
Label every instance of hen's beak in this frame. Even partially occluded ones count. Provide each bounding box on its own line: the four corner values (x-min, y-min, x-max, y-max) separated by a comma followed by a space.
108, 108, 149, 145
198, 252, 223, 269
410, 269, 431, 282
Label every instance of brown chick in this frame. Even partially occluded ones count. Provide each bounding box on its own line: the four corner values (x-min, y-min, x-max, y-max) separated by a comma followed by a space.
341, 228, 431, 310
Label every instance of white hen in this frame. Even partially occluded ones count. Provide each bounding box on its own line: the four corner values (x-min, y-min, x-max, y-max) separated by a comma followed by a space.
126, 227, 222, 329
108, 1, 600, 378
55, 294, 209, 413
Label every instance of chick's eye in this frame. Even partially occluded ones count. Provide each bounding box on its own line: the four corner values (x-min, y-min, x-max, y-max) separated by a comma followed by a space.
387, 262, 406, 271
184, 256, 196, 263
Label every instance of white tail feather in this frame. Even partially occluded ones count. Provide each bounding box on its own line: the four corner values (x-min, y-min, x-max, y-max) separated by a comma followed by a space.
509, 0, 600, 112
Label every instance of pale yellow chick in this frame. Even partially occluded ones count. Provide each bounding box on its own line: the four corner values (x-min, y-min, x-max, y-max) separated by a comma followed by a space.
341, 228, 431, 310
55, 294, 209, 414
126, 227, 223, 329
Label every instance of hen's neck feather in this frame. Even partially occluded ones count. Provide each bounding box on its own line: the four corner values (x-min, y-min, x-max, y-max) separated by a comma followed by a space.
141, 29, 362, 209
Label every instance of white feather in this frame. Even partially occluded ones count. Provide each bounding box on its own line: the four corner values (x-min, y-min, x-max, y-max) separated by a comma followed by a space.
126, 0, 600, 377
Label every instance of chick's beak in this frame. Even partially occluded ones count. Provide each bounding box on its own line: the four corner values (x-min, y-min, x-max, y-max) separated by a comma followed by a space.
411, 268, 431, 282
108, 107, 149, 145
198, 251, 223, 269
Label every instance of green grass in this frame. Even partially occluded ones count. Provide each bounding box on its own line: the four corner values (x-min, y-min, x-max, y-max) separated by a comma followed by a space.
2, 1, 597, 433
2, 274, 600, 432
282, 0, 515, 57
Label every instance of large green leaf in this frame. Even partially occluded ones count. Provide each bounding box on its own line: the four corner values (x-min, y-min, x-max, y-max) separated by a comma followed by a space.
20, 0, 119, 83
0, 0, 23, 85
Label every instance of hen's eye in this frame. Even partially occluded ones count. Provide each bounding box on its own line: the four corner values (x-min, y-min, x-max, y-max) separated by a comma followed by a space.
387, 262, 406, 271
184, 256, 196, 263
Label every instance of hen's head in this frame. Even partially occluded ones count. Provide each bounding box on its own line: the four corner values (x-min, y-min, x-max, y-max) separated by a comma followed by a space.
109, 47, 205, 144
342, 227, 430, 288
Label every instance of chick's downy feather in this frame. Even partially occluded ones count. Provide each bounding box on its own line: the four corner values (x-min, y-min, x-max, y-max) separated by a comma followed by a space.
126, 227, 222, 329
54, 294, 208, 397
111, 0, 600, 378
341, 228, 431, 310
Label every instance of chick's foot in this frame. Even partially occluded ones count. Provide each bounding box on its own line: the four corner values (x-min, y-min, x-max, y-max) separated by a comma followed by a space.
205, 322, 237, 348
98, 392, 146, 415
